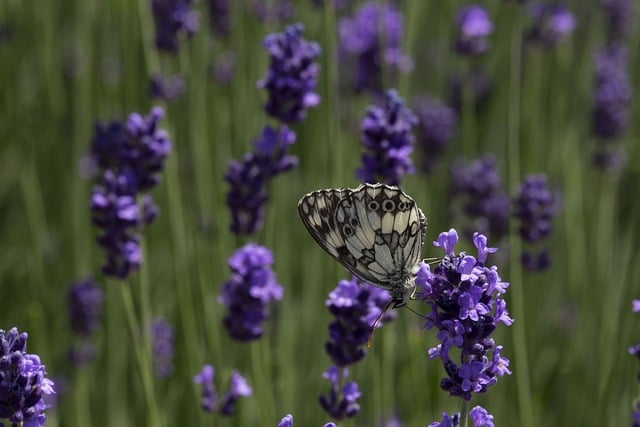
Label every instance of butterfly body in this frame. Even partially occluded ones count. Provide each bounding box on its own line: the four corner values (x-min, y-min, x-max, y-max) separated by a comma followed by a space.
298, 183, 427, 306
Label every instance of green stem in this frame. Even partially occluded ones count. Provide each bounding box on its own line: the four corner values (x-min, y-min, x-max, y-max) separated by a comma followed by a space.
459, 398, 470, 427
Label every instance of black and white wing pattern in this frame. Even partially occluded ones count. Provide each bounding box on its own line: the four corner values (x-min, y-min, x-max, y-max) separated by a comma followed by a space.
297, 183, 427, 303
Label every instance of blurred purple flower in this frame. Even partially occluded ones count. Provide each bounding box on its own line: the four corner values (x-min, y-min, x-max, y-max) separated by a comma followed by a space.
412, 95, 457, 174
429, 412, 460, 427
90, 107, 170, 278
357, 90, 417, 186
208, 0, 230, 37
455, 5, 493, 56
210, 51, 237, 84
252, 0, 294, 23
225, 125, 298, 235
527, 3, 576, 46
150, 318, 174, 378
151, 0, 199, 53
418, 229, 512, 401
318, 366, 361, 420
450, 156, 509, 240
219, 243, 283, 341
258, 23, 321, 124
601, 0, 635, 41
194, 365, 252, 416
150, 74, 185, 101
68, 278, 103, 336
193, 365, 216, 412
339, 2, 412, 93
0, 327, 55, 427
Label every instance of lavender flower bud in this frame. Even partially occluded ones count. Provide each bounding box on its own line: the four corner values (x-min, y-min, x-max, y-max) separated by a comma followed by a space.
412, 95, 457, 174
151, 0, 199, 53
455, 5, 493, 56
526, 3, 576, 47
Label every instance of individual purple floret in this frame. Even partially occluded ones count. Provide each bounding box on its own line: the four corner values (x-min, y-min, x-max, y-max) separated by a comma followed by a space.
225, 125, 298, 235
151, 0, 199, 53
318, 365, 362, 420
601, 0, 635, 41
412, 95, 457, 174
417, 229, 513, 402
150, 74, 185, 101
591, 43, 631, 165
218, 243, 283, 341
0, 328, 55, 427
150, 318, 174, 378
455, 5, 493, 56
277, 413, 337, 427
469, 406, 495, 426
193, 365, 252, 416
257, 23, 320, 124
357, 90, 417, 186
90, 107, 170, 278
450, 156, 509, 240
513, 174, 559, 271
68, 278, 104, 336
339, 2, 413, 93
428, 412, 460, 427
526, 3, 576, 46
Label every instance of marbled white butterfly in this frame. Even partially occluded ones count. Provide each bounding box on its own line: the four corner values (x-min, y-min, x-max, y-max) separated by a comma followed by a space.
298, 183, 427, 308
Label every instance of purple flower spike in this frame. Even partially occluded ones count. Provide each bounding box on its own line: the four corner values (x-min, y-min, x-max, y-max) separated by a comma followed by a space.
357, 90, 418, 186
219, 243, 283, 341
455, 5, 493, 56
412, 95, 457, 174
68, 278, 103, 336
193, 365, 216, 413
150, 318, 174, 378
150, 74, 186, 101
601, 0, 635, 41
318, 366, 362, 420
151, 0, 199, 53
258, 23, 321, 124
417, 229, 512, 401
225, 125, 298, 235
339, 2, 412, 93
0, 327, 55, 426
527, 4, 576, 47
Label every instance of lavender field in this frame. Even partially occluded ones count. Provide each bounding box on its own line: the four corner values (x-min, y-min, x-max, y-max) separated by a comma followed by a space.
1, 0, 639, 426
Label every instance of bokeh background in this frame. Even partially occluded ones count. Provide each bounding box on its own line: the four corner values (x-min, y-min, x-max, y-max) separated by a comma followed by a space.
1, 0, 640, 425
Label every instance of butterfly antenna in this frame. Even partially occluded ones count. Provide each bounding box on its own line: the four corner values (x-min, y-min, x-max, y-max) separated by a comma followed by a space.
367, 298, 395, 349
422, 256, 442, 266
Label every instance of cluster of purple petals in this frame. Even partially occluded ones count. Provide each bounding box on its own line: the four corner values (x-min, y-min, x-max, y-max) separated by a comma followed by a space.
224, 126, 298, 235
339, 2, 413, 93
149, 318, 174, 378
319, 277, 394, 419
629, 300, 640, 425
208, 0, 230, 37
429, 406, 493, 427
90, 107, 170, 278
67, 278, 103, 366
357, 90, 417, 186
193, 365, 252, 415
513, 174, 559, 271
0, 328, 55, 427
412, 95, 457, 174
277, 413, 337, 427
416, 229, 513, 401
526, 3, 576, 47
455, 5, 493, 56
218, 243, 283, 341
151, 0, 199, 53
257, 23, 320, 124
318, 366, 362, 420
601, 0, 635, 41
150, 74, 185, 101
450, 156, 509, 240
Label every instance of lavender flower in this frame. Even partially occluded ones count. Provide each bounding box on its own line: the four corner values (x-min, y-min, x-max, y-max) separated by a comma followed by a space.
450, 156, 509, 240
193, 365, 252, 416
526, 3, 576, 47
592, 44, 631, 140
90, 107, 171, 278
151, 0, 199, 53
219, 243, 283, 341
0, 328, 55, 427
357, 90, 417, 185
257, 24, 321, 124
68, 278, 103, 336
318, 366, 362, 420
150, 74, 185, 101
339, 2, 412, 93
150, 318, 174, 378
412, 95, 457, 174
469, 406, 495, 426
277, 414, 337, 427
601, 0, 635, 41
455, 5, 493, 56
513, 174, 559, 271
210, 51, 237, 84
224, 125, 298, 235
417, 229, 513, 401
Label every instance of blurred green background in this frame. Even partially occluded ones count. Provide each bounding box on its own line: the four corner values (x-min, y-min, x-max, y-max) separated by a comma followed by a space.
1, 0, 639, 425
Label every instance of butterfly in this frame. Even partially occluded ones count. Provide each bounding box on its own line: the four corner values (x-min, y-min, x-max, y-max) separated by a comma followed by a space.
297, 183, 427, 309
